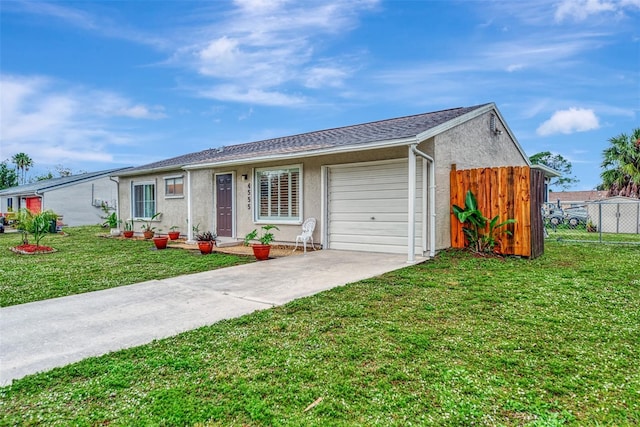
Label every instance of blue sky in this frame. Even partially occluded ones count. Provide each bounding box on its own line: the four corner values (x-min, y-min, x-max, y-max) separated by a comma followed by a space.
1, 0, 638, 191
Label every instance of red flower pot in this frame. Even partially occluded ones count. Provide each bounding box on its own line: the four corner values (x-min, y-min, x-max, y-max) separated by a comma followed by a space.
123, 230, 134, 238
198, 241, 214, 254
143, 230, 155, 239
168, 231, 180, 240
251, 244, 271, 261
153, 236, 168, 250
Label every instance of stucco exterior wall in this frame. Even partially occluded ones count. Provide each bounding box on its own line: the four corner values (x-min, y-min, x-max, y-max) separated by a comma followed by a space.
432, 111, 528, 249
225, 146, 409, 244
115, 109, 527, 251
118, 171, 191, 235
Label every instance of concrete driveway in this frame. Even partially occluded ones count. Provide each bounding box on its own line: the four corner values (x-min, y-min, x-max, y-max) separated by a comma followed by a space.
0, 250, 423, 386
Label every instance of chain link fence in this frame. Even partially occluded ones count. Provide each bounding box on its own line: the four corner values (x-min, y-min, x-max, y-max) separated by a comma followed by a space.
543, 199, 640, 244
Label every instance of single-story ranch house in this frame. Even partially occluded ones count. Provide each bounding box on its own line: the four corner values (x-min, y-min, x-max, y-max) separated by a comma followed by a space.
113, 103, 531, 262
0, 168, 130, 226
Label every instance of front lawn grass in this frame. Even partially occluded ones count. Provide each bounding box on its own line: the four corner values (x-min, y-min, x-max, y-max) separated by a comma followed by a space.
545, 226, 640, 243
1, 242, 638, 425
0, 226, 252, 307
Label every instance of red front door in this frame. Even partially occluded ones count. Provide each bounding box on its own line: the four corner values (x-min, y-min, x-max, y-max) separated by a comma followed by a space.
26, 197, 42, 213
216, 174, 233, 237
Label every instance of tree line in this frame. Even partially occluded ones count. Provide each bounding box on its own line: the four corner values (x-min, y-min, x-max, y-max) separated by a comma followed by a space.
529, 127, 639, 199
0, 153, 77, 190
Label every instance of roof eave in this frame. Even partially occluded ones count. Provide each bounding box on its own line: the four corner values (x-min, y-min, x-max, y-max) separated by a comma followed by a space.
114, 165, 186, 178
183, 136, 419, 170
531, 164, 562, 178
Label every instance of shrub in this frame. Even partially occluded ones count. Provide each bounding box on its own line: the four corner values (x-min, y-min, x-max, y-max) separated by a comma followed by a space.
16, 209, 59, 247
452, 190, 516, 253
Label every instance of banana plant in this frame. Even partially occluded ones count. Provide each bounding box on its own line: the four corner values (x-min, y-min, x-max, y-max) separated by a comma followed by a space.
452, 190, 516, 253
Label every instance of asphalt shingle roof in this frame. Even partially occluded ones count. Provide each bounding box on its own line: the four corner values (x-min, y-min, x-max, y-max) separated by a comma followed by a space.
120, 104, 489, 175
0, 168, 131, 196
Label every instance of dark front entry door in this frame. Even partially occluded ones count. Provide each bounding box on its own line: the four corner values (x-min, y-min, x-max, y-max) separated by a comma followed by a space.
216, 174, 233, 237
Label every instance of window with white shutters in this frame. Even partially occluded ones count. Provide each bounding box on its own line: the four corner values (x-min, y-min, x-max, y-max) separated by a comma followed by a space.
255, 165, 301, 223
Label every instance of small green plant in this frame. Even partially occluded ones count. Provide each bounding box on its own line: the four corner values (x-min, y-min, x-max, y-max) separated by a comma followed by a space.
16, 208, 59, 247
139, 212, 162, 232
124, 220, 133, 232
169, 225, 179, 231
244, 224, 279, 246
452, 190, 516, 253
103, 212, 121, 229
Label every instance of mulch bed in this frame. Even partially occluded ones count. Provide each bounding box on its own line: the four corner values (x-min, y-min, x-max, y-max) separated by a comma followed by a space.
10, 244, 57, 255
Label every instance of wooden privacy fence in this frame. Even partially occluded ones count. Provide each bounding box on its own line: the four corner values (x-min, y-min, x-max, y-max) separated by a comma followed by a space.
450, 165, 545, 258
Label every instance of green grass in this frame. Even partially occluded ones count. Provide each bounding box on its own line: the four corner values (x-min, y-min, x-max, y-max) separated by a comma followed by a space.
545, 226, 640, 243
1, 241, 638, 426
0, 226, 253, 307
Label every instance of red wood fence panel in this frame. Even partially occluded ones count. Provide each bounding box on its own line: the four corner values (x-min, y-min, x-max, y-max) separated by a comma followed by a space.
450, 165, 543, 258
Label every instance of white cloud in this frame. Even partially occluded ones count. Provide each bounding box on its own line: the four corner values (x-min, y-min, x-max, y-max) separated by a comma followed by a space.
555, 0, 640, 22
536, 108, 600, 136
304, 66, 349, 88
4, 1, 168, 49
175, 0, 378, 105
238, 107, 254, 121
0, 74, 166, 166
115, 105, 166, 119
198, 85, 306, 106
506, 64, 525, 72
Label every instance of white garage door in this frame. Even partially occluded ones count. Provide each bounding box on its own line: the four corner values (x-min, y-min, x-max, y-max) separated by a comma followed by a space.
327, 159, 422, 254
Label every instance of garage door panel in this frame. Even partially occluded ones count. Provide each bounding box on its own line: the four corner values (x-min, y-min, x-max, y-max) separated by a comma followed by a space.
331, 169, 410, 182
330, 212, 422, 223
331, 190, 408, 201
328, 160, 423, 254
331, 181, 409, 193
330, 199, 409, 213
330, 238, 425, 254
331, 221, 408, 236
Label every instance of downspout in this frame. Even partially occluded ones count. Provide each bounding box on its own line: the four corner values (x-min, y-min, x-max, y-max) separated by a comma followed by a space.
109, 176, 120, 220
186, 170, 194, 243
409, 144, 436, 260
408, 146, 416, 263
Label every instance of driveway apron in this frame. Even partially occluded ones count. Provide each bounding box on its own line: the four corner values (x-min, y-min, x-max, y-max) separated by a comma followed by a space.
1, 250, 423, 386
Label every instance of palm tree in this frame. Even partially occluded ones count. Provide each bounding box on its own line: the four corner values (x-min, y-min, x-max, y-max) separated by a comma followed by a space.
11, 153, 33, 185
600, 128, 640, 198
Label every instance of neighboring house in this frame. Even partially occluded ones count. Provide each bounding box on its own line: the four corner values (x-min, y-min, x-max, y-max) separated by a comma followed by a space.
0, 168, 130, 226
548, 190, 607, 205
113, 103, 530, 261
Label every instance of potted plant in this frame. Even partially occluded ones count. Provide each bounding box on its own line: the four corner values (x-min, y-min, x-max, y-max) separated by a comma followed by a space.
140, 212, 162, 239
244, 224, 279, 260
104, 212, 121, 236
152, 229, 168, 250
123, 220, 134, 238
168, 225, 180, 240
195, 231, 216, 254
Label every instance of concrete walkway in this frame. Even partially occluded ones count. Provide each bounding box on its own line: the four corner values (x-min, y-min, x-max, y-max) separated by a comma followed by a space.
0, 250, 423, 386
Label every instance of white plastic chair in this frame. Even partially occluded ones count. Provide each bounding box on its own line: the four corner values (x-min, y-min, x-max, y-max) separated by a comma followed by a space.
293, 218, 317, 254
